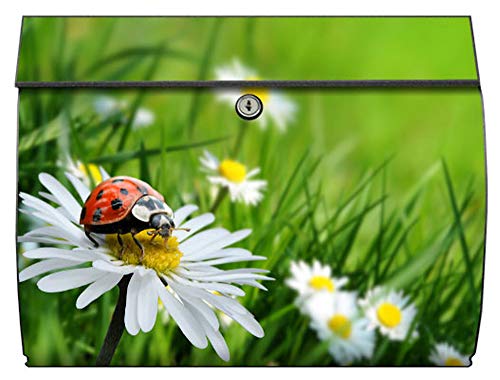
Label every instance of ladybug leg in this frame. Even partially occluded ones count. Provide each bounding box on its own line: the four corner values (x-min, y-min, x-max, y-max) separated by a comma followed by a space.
149, 230, 159, 241
117, 234, 125, 258
131, 232, 146, 260
84, 228, 99, 248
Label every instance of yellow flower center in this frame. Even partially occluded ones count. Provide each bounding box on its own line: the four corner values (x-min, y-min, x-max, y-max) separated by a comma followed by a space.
328, 314, 352, 339
78, 163, 102, 184
444, 357, 464, 366
377, 302, 402, 328
106, 231, 182, 274
218, 159, 247, 183
243, 76, 270, 104
309, 276, 335, 292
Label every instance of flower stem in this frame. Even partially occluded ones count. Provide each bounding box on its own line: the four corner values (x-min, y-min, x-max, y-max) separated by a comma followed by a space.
231, 121, 248, 157
95, 274, 131, 366
210, 121, 248, 214
210, 187, 229, 213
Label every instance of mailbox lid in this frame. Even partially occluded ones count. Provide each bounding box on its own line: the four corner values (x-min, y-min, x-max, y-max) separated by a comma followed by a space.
16, 16, 479, 84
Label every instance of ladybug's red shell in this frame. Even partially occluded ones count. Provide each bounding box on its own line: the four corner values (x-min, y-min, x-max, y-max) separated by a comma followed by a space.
80, 176, 164, 226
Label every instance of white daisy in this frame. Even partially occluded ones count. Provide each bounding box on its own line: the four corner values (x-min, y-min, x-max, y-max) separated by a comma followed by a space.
18, 172, 271, 362
199, 150, 267, 206
429, 342, 471, 366
94, 96, 155, 130
359, 287, 418, 341
286, 260, 348, 311
306, 291, 375, 365
214, 59, 296, 131
61, 155, 105, 188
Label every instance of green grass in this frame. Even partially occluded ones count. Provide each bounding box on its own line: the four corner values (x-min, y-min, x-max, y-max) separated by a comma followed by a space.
16, 17, 485, 366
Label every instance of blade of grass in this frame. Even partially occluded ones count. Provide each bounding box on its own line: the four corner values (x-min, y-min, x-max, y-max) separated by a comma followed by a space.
92, 136, 228, 165
138, 140, 151, 183
385, 228, 455, 290
187, 18, 223, 137
375, 166, 387, 281
110, 42, 165, 174
84, 46, 198, 77
441, 160, 476, 304
319, 155, 395, 235
378, 218, 419, 281
270, 149, 310, 221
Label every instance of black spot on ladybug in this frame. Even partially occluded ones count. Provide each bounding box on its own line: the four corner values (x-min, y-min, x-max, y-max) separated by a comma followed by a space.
153, 198, 164, 209
80, 206, 87, 220
136, 186, 148, 195
96, 189, 104, 200
120, 188, 129, 195
143, 197, 156, 210
112, 178, 124, 183
93, 208, 102, 222
111, 198, 123, 210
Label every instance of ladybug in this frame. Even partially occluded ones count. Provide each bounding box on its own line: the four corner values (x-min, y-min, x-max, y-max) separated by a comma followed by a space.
80, 176, 177, 256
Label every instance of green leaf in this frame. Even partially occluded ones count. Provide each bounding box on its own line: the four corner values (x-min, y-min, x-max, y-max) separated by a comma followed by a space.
385, 229, 453, 289
91, 136, 228, 165
441, 160, 476, 298
18, 114, 63, 152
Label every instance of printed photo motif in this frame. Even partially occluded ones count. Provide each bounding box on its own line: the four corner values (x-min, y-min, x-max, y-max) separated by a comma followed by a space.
16, 17, 484, 366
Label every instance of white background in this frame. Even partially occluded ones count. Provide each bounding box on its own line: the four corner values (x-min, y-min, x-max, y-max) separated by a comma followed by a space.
0, 0, 498, 378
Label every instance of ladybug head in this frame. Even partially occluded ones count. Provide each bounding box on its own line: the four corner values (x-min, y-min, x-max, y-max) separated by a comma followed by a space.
150, 213, 175, 238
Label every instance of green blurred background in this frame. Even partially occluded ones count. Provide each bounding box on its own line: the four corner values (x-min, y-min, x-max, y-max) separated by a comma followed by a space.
16, 17, 485, 366
17, 17, 477, 81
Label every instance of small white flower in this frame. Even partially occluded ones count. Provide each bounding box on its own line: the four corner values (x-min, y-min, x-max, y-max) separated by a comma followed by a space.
359, 287, 418, 341
429, 342, 471, 366
306, 291, 375, 365
214, 59, 296, 132
61, 155, 104, 188
199, 150, 267, 206
131, 109, 155, 128
285, 260, 348, 311
18, 172, 271, 361
94, 96, 155, 130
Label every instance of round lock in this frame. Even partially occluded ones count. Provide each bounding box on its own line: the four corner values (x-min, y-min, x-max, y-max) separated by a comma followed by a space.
235, 94, 263, 120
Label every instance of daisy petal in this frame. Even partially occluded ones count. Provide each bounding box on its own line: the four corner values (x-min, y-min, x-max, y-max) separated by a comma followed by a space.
125, 272, 142, 335
37, 267, 105, 293
76, 272, 123, 309
19, 258, 81, 281
169, 282, 219, 330
92, 260, 136, 274
137, 272, 159, 332
179, 228, 230, 257
65, 172, 91, 201
39, 173, 82, 223
183, 229, 251, 261
100, 167, 111, 180
174, 213, 215, 242
185, 303, 229, 362
24, 247, 93, 262
174, 205, 199, 227
154, 275, 208, 349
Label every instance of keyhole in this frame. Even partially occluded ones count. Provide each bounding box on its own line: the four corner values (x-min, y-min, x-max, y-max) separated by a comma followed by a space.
245, 100, 252, 111
235, 94, 263, 121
